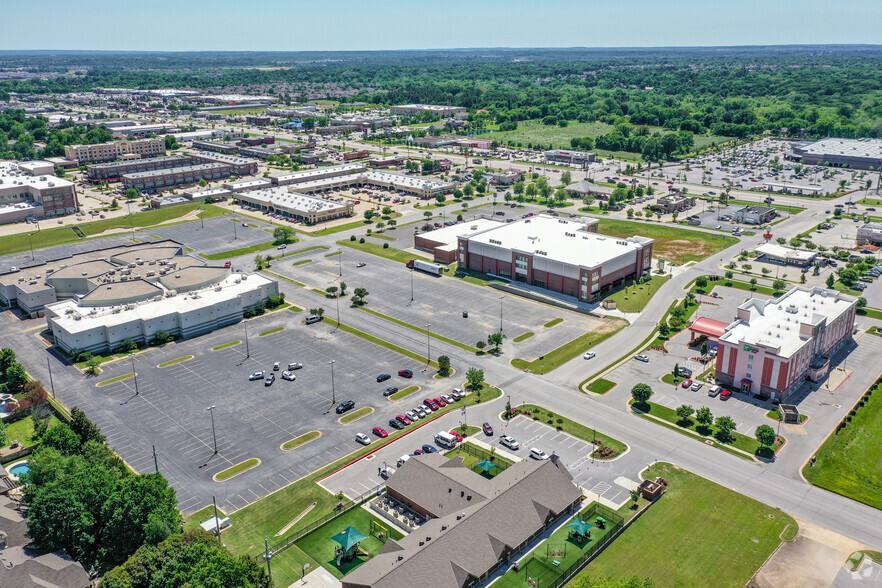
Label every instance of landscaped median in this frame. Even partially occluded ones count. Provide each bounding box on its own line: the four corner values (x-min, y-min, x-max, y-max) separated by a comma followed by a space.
505, 403, 628, 460
258, 326, 285, 336
511, 318, 626, 374
325, 318, 439, 369
214, 458, 261, 482
388, 385, 420, 401
512, 332, 534, 343
186, 384, 502, 587
212, 340, 241, 351
337, 237, 433, 265
281, 431, 321, 451
355, 306, 479, 354
158, 355, 194, 368
338, 407, 374, 424
96, 372, 136, 387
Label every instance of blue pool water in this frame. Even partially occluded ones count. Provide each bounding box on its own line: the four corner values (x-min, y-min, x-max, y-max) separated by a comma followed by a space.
9, 463, 29, 476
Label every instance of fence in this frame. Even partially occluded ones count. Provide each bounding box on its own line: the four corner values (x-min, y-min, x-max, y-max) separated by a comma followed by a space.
456, 441, 512, 473
267, 484, 383, 558
517, 502, 631, 588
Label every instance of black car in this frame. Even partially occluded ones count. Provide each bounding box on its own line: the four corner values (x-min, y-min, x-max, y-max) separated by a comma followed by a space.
335, 400, 355, 414
377, 374, 391, 383
388, 418, 405, 430
383, 387, 399, 397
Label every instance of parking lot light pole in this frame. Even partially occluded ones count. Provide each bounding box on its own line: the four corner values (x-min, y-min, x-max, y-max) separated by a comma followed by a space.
329, 360, 336, 405
27, 233, 35, 260
499, 296, 504, 334
244, 323, 250, 359
410, 267, 414, 304
130, 355, 139, 396
46, 357, 56, 398
425, 324, 431, 366
206, 405, 218, 454
338, 249, 343, 277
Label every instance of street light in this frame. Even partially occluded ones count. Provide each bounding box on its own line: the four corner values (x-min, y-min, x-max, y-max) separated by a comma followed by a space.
425, 324, 431, 366
27, 233, 35, 260
130, 355, 139, 396
329, 360, 336, 405
499, 296, 504, 333
409, 267, 414, 304
244, 323, 250, 359
338, 249, 343, 277
206, 405, 218, 454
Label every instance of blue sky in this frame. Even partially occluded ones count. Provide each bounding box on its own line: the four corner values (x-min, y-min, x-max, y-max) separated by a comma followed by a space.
6, 0, 882, 51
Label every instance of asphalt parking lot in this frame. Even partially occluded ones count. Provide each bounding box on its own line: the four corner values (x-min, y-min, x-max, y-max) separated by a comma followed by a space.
53, 310, 450, 515
135, 215, 275, 257
278, 242, 606, 360
0, 234, 138, 273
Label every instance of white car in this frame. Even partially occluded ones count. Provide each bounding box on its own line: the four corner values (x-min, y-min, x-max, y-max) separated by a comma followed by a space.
281, 371, 296, 381
530, 448, 549, 460
248, 370, 265, 381
355, 433, 371, 446
500, 435, 520, 450
419, 403, 434, 414
634, 354, 649, 362
405, 410, 420, 422
583, 352, 596, 360
690, 381, 703, 391
414, 406, 427, 418
287, 362, 303, 370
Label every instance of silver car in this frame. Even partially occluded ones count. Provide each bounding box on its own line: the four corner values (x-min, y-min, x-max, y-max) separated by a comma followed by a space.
405, 410, 420, 422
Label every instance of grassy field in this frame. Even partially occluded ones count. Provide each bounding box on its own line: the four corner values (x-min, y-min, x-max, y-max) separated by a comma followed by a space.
215, 458, 260, 481
356, 307, 478, 353
209, 107, 267, 116
512, 404, 628, 458
282, 431, 321, 451
604, 274, 671, 313
445, 443, 515, 479
2, 414, 62, 451
596, 219, 738, 264
201, 240, 286, 260
576, 463, 797, 588
512, 332, 535, 343
478, 120, 614, 149
510, 318, 626, 374
0, 203, 225, 256
337, 238, 433, 265
339, 407, 373, 424
294, 506, 403, 579
212, 340, 241, 350
585, 378, 616, 394
388, 385, 420, 401
803, 380, 882, 509
857, 198, 882, 206
158, 355, 193, 368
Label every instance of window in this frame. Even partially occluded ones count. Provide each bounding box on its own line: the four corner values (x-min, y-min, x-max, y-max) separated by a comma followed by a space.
746, 372, 752, 380
747, 363, 753, 370
748, 354, 754, 360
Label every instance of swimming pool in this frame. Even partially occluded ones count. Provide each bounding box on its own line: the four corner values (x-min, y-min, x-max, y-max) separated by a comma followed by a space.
8, 462, 29, 477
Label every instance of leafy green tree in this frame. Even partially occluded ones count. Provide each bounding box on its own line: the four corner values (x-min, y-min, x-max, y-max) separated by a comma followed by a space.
487, 332, 506, 353
629, 489, 641, 506
715, 415, 737, 442
364, 210, 375, 221
382, 206, 393, 216
351, 287, 369, 305
675, 404, 694, 424
465, 367, 485, 390
85, 357, 102, 375
325, 285, 338, 297
40, 422, 82, 456
437, 355, 451, 377
69, 406, 106, 448
772, 279, 786, 292
273, 225, 295, 243
631, 383, 652, 404
826, 273, 835, 288
695, 276, 708, 289
700, 341, 709, 357
658, 323, 670, 338
125, 188, 139, 200
5, 362, 27, 393
0, 347, 16, 373
755, 424, 777, 449
560, 171, 571, 185
838, 267, 859, 287
695, 407, 714, 431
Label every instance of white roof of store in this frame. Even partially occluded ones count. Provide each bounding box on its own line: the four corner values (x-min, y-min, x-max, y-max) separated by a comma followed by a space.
798, 138, 882, 160
273, 164, 366, 183
0, 162, 74, 190
720, 286, 856, 357
756, 243, 817, 262
418, 219, 504, 251
224, 178, 272, 191
363, 170, 452, 190
468, 214, 649, 268
763, 182, 822, 193
237, 186, 348, 213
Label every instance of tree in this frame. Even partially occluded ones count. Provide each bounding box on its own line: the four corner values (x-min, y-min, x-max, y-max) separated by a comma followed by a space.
695, 407, 714, 432
725, 271, 734, 280
838, 267, 860, 287
658, 323, 670, 338
826, 273, 835, 288
308, 307, 325, 318
0, 347, 16, 373
463, 184, 474, 197
700, 341, 709, 357
273, 226, 295, 244
151, 330, 173, 345
40, 422, 82, 456
435, 194, 446, 204
364, 210, 375, 221
631, 383, 652, 404
772, 279, 786, 292
437, 355, 451, 377
629, 489, 640, 506
70, 406, 106, 448
715, 416, 737, 442
755, 424, 777, 449
749, 277, 758, 290
325, 285, 338, 297
695, 276, 708, 289
339, 281, 347, 296
675, 404, 694, 424
5, 362, 27, 393
465, 367, 485, 390
125, 188, 139, 200
119, 338, 137, 353
487, 332, 506, 353
351, 287, 369, 305
560, 171, 571, 185
254, 254, 268, 270
858, 296, 867, 308
198, 178, 207, 187
85, 357, 102, 375
382, 206, 393, 216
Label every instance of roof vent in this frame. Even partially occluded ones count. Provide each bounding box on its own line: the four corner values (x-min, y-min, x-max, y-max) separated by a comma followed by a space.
467, 495, 472, 501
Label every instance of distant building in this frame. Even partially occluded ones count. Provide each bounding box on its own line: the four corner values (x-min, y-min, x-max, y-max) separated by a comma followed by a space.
484, 170, 523, 186
270, 163, 453, 198
122, 163, 231, 191
544, 150, 596, 165
191, 140, 239, 155
64, 137, 165, 164
856, 222, 882, 245
734, 205, 776, 225
0, 162, 78, 223
715, 286, 857, 399
755, 243, 817, 266
788, 138, 882, 170
245, 115, 271, 126
455, 138, 492, 150
86, 155, 193, 181
233, 187, 353, 225
564, 180, 614, 200
390, 104, 467, 117
655, 194, 696, 213
111, 123, 179, 137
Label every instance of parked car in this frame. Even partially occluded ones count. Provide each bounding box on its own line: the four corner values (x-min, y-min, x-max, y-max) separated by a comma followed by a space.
530, 448, 549, 460
720, 390, 732, 400
372, 427, 388, 438
388, 419, 405, 430
424, 398, 439, 410
421, 444, 438, 454
690, 381, 703, 392
396, 414, 412, 426
336, 400, 355, 414
405, 410, 420, 422
249, 370, 265, 381
500, 435, 520, 450
677, 367, 693, 377
448, 430, 464, 442
634, 354, 649, 362
377, 374, 391, 382
355, 433, 371, 446
451, 388, 465, 400
281, 371, 296, 381
433, 397, 447, 408
383, 387, 399, 396
398, 369, 414, 378
288, 362, 303, 370
441, 394, 455, 404
264, 373, 275, 386
482, 422, 494, 436
681, 378, 693, 389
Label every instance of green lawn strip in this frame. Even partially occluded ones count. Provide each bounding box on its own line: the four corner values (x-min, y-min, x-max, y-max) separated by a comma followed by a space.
711, 277, 777, 296
183, 505, 227, 533
293, 505, 404, 580
543, 318, 564, 328
289, 245, 329, 255
190, 387, 502, 580
214, 458, 261, 482
74, 353, 116, 369
450, 263, 507, 287
512, 332, 535, 343
803, 380, 882, 509
282, 431, 321, 451
258, 327, 284, 336
576, 462, 797, 588
288, 305, 304, 313
445, 443, 515, 477
2, 414, 62, 451
450, 424, 482, 438
858, 307, 882, 320
310, 288, 326, 296
388, 385, 420, 401
604, 274, 672, 313
338, 238, 433, 265
510, 403, 627, 458
158, 355, 194, 368
631, 400, 782, 459
201, 240, 287, 260
848, 551, 882, 571
724, 197, 806, 213
339, 407, 373, 424
323, 250, 342, 256
293, 259, 314, 266
96, 372, 135, 387
212, 340, 241, 350
596, 218, 738, 264
511, 319, 626, 374
586, 378, 616, 394
766, 408, 809, 424
355, 306, 478, 353
370, 234, 397, 241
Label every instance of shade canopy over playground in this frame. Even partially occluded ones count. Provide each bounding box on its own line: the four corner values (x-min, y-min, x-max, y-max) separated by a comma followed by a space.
566, 518, 593, 535
332, 526, 368, 553
475, 459, 497, 473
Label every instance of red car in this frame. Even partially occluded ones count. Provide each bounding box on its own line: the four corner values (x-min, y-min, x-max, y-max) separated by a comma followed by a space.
433, 397, 447, 407
448, 430, 464, 442
396, 414, 412, 426
681, 378, 693, 389
398, 369, 413, 378
372, 426, 388, 438
423, 398, 438, 410
720, 390, 732, 400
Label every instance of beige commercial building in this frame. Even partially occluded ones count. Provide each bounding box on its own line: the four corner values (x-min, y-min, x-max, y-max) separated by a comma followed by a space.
64, 137, 166, 164
0, 161, 78, 223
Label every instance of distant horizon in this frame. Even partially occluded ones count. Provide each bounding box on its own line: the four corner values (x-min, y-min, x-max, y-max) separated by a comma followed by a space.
4, 0, 881, 52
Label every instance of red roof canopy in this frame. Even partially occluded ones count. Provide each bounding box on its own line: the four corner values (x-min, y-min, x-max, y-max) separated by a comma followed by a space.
688, 317, 730, 340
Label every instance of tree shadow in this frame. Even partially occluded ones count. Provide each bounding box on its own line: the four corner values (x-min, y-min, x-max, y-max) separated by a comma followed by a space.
676, 418, 694, 428
632, 401, 651, 413
755, 446, 777, 462
695, 425, 713, 436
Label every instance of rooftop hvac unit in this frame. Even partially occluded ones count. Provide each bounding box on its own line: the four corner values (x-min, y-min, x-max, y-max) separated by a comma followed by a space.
82, 271, 88, 276
112, 307, 121, 314
120, 275, 128, 281
74, 315, 81, 320
241, 275, 247, 280
128, 264, 136, 268
235, 279, 241, 284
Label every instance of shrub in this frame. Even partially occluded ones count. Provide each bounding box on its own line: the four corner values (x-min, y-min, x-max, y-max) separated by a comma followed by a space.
350, 234, 356, 241
383, 242, 389, 249
359, 237, 366, 244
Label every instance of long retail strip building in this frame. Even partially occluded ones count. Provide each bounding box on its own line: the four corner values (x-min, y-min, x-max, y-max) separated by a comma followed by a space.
0, 240, 278, 354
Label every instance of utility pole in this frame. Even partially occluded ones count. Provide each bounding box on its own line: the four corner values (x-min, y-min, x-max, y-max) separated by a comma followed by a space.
264, 539, 273, 584
206, 405, 218, 454
338, 249, 343, 277
212, 495, 221, 536
425, 324, 431, 366
410, 267, 414, 304
499, 296, 504, 333
244, 323, 250, 359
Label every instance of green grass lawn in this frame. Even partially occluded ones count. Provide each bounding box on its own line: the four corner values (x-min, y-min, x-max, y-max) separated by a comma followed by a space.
512, 404, 627, 458
96, 372, 135, 387
282, 431, 321, 451
338, 238, 433, 265
212, 340, 241, 350
2, 415, 62, 450
596, 219, 738, 264
585, 378, 616, 394
543, 318, 563, 328
450, 424, 482, 438
576, 463, 797, 588
339, 407, 373, 424
512, 332, 535, 343
294, 506, 403, 579
388, 385, 420, 401
201, 240, 289, 260
215, 458, 260, 481
511, 319, 626, 374
445, 442, 515, 478
158, 355, 193, 368
356, 307, 478, 353
477, 120, 614, 149
258, 326, 284, 336
803, 381, 882, 509
605, 274, 671, 313
857, 198, 882, 206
